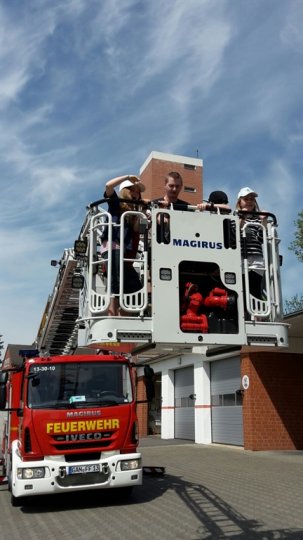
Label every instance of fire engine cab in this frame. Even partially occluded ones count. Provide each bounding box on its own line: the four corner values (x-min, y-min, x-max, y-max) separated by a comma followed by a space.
0, 348, 151, 505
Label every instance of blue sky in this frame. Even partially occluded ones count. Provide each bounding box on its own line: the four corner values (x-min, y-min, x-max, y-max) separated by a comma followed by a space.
1, 0, 303, 349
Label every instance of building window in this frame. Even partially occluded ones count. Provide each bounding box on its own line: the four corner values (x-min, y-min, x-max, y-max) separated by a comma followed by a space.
211, 392, 243, 406
184, 186, 196, 193
184, 164, 196, 170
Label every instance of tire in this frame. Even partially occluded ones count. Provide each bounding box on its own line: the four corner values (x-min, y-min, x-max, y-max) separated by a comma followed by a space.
7, 453, 23, 507
10, 493, 25, 507
7, 470, 12, 493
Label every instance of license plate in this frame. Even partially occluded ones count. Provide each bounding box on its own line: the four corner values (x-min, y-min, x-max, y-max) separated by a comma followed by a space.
68, 464, 100, 475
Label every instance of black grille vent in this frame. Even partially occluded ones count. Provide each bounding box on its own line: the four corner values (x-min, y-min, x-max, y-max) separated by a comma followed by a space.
54, 441, 112, 451
24, 427, 32, 453
64, 452, 102, 463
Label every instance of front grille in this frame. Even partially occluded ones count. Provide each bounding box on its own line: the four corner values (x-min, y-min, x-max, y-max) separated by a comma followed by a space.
53, 440, 112, 451
65, 452, 101, 463
57, 471, 109, 487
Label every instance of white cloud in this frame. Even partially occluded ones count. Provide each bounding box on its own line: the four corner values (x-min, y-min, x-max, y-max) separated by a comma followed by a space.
280, 0, 303, 53
1, 0, 303, 351
0, 4, 56, 107
30, 165, 83, 206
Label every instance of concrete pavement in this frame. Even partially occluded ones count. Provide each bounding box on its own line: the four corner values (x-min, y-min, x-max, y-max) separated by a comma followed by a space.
138, 437, 303, 539
0, 437, 303, 539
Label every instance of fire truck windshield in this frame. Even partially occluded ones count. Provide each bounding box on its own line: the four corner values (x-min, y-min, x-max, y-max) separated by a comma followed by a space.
27, 362, 133, 409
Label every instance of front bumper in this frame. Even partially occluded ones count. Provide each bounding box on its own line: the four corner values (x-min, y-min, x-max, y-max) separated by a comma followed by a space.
10, 441, 142, 499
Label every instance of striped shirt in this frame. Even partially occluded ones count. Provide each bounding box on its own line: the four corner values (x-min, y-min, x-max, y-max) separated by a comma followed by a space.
240, 217, 264, 258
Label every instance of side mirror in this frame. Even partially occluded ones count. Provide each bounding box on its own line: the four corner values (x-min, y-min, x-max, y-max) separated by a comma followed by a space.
0, 372, 8, 385
0, 371, 8, 410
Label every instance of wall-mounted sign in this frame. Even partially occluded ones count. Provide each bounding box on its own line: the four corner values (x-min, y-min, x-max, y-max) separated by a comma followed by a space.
242, 375, 249, 390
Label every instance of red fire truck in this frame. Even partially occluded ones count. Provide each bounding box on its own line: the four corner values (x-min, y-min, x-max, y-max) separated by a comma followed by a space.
0, 199, 288, 504
0, 349, 153, 506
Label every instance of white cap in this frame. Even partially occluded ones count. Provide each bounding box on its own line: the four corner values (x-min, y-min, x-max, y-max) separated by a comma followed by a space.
237, 186, 258, 199
119, 179, 145, 192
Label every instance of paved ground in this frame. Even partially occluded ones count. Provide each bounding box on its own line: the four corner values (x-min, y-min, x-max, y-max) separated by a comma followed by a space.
1, 437, 303, 539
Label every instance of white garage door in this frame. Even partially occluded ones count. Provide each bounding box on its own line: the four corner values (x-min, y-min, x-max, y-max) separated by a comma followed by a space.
174, 366, 195, 440
210, 357, 243, 446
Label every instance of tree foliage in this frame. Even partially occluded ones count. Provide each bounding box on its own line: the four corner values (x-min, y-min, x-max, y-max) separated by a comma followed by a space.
289, 209, 303, 262
0, 334, 3, 364
284, 294, 303, 315
284, 210, 303, 314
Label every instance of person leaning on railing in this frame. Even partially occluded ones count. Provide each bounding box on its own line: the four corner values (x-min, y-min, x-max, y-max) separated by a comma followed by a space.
101, 174, 146, 316
152, 171, 190, 243
197, 190, 231, 214
235, 186, 267, 301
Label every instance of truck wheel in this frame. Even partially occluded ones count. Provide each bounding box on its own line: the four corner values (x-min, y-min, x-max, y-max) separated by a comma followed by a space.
10, 493, 25, 507
8, 474, 25, 507
7, 456, 23, 506
7, 471, 12, 493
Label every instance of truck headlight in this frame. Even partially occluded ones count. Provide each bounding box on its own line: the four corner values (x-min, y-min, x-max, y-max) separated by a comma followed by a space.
119, 459, 141, 471
17, 467, 46, 479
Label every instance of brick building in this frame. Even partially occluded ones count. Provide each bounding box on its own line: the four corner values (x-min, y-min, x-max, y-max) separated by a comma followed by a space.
137, 311, 303, 450
241, 312, 303, 450
139, 150, 203, 204
135, 151, 303, 451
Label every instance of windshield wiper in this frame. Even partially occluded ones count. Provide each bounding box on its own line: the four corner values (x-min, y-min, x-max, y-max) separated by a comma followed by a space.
29, 398, 127, 409
29, 401, 73, 409
85, 399, 122, 407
